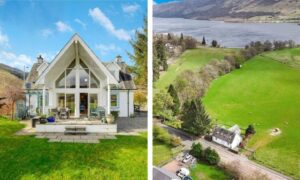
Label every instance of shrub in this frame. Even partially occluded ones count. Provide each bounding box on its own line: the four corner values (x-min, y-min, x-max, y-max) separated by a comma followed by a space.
170, 135, 182, 147
203, 147, 220, 165
211, 40, 218, 47
111, 111, 119, 120
245, 124, 256, 136
190, 142, 203, 159
153, 125, 171, 144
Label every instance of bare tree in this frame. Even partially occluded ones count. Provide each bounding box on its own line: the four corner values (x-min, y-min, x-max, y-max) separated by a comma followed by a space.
4, 85, 24, 120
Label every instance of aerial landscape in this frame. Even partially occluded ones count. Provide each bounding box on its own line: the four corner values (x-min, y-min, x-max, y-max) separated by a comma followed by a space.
0, 1, 147, 179
153, 0, 300, 180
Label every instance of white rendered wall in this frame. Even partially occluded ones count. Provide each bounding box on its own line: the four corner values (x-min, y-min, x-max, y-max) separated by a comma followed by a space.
36, 124, 117, 133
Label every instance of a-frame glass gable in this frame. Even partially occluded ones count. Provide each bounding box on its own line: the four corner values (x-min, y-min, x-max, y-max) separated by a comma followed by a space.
55, 59, 100, 88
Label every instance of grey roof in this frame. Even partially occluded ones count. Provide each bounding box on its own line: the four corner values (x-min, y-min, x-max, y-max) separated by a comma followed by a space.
153, 167, 179, 180
212, 127, 236, 144
25, 62, 45, 89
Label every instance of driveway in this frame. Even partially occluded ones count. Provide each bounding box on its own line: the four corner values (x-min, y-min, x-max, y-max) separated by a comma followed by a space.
117, 113, 147, 134
158, 123, 291, 180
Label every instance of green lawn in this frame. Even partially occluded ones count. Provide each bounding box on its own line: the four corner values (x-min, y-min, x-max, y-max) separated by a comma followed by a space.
153, 140, 174, 166
203, 49, 300, 178
155, 47, 238, 90
190, 163, 231, 180
0, 117, 147, 179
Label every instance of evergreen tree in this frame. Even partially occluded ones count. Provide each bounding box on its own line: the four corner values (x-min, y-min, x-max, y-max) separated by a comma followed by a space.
179, 33, 184, 44
181, 99, 211, 136
167, 84, 180, 115
153, 43, 160, 82
155, 37, 168, 71
202, 36, 206, 46
211, 40, 218, 47
167, 33, 172, 40
128, 17, 147, 87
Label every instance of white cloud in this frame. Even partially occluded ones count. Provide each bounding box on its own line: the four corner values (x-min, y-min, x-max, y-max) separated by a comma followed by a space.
0, 29, 9, 48
55, 21, 73, 33
88, 7, 131, 41
74, 18, 87, 29
95, 43, 121, 56
122, 4, 140, 14
0, 50, 33, 69
41, 28, 53, 37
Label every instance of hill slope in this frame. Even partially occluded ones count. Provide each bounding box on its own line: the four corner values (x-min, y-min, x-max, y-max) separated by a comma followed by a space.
0, 63, 26, 80
203, 48, 300, 178
0, 69, 23, 96
154, 0, 300, 22
154, 47, 237, 90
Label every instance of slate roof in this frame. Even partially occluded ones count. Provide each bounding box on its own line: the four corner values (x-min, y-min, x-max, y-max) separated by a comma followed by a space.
153, 167, 179, 180
212, 127, 236, 144
25, 62, 46, 89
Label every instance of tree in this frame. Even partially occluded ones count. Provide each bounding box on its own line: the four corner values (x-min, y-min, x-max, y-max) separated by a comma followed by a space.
155, 37, 168, 71
167, 84, 180, 115
246, 124, 256, 136
153, 125, 171, 144
190, 142, 203, 159
167, 33, 172, 40
184, 37, 197, 49
211, 40, 218, 47
181, 99, 211, 136
153, 43, 160, 81
179, 33, 184, 44
202, 36, 206, 46
153, 90, 174, 120
5, 85, 24, 120
128, 17, 147, 87
203, 147, 220, 165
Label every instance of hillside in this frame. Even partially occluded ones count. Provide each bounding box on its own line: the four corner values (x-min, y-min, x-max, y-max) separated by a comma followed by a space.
154, 0, 300, 22
154, 47, 238, 90
203, 48, 300, 178
0, 69, 23, 96
0, 63, 27, 80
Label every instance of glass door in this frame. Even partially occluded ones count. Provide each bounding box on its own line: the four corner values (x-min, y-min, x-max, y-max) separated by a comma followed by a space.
80, 93, 88, 117
66, 94, 75, 117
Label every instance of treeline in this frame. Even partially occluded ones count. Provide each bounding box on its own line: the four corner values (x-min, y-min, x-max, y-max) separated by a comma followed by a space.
153, 39, 297, 136
153, 33, 198, 81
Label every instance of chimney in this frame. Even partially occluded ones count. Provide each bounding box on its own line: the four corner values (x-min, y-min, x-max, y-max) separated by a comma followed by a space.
116, 55, 122, 63
37, 55, 44, 64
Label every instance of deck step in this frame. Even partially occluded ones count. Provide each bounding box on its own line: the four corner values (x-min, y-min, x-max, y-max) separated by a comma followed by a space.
65, 126, 87, 135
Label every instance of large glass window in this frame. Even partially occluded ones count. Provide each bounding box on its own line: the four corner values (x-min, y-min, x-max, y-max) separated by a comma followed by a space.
89, 94, 98, 112
57, 93, 65, 108
55, 59, 100, 89
56, 73, 65, 88
111, 94, 118, 107
66, 69, 76, 88
66, 94, 75, 116
90, 72, 100, 88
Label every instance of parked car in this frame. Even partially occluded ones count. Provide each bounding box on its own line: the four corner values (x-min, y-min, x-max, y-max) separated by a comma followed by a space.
183, 176, 193, 180
176, 167, 190, 178
182, 153, 192, 163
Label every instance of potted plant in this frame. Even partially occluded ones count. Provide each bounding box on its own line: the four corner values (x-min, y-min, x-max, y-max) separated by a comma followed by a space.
47, 113, 55, 123
39, 114, 47, 124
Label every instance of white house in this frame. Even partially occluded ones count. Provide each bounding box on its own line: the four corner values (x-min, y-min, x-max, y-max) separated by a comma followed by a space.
24, 34, 136, 119
212, 125, 242, 149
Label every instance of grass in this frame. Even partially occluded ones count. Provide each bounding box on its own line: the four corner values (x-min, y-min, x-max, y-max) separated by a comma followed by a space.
190, 163, 231, 180
153, 140, 183, 166
154, 47, 238, 90
0, 117, 147, 179
203, 48, 300, 178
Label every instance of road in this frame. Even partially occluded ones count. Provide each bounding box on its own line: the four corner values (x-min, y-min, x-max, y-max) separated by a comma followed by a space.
159, 123, 292, 180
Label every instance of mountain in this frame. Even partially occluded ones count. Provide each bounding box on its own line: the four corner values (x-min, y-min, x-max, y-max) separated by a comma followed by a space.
154, 0, 300, 22
0, 63, 27, 80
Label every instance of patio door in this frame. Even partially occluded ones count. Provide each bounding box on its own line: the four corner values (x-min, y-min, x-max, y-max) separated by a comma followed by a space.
80, 93, 88, 117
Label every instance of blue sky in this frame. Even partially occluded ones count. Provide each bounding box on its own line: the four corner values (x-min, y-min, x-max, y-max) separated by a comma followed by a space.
0, 0, 146, 70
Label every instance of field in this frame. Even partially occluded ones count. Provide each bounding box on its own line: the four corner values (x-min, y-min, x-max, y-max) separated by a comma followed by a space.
203, 49, 300, 178
154, 47, 238, 90
190, 163, 231, 180
0, 117, 147, 179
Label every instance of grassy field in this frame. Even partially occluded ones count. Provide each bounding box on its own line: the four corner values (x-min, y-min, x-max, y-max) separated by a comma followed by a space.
190, 163, 231, 180
0, 117, 147, 179
203, 49, 300, 178
154, 47, 238, 90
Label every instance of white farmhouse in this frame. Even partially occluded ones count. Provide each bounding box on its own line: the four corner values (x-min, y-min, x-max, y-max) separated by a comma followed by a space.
212, 125, 242, 149
24, 34, 136, 119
